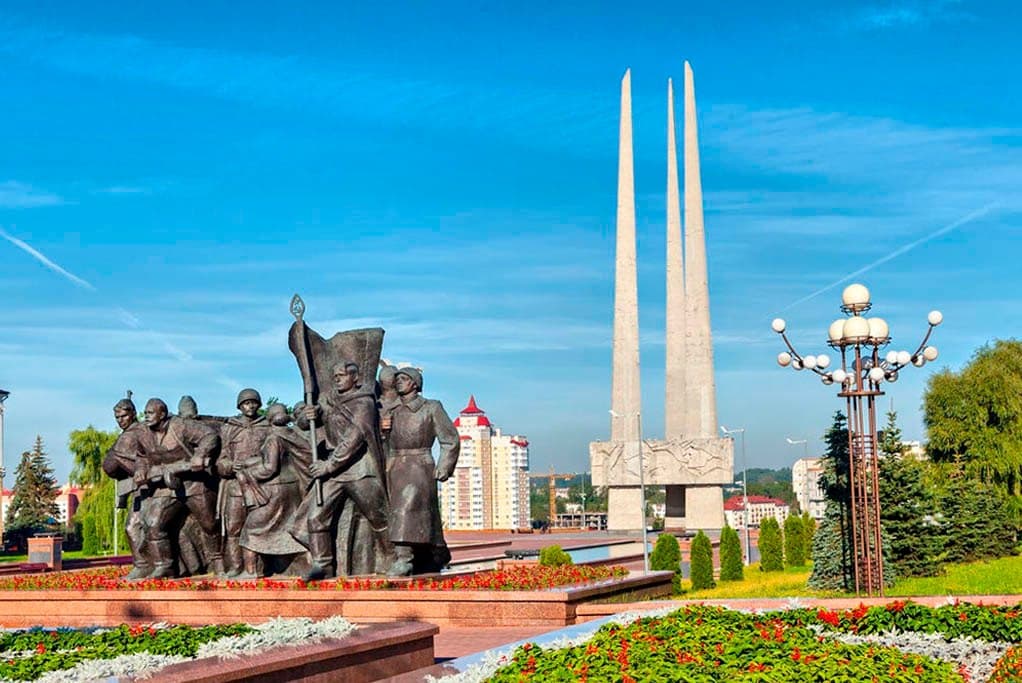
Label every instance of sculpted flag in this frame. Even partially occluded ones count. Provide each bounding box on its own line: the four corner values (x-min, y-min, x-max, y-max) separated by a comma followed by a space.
287, 324, 385, 404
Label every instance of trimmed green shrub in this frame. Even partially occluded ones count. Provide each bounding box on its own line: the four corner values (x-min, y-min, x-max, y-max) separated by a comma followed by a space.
650, 533, 683, 594
538, 545, 573, 567
758, 516, 784, 572
801, 510, 815, 561
690, 530, 715, 590
650, 533, 681, 571
784, 514, 806, 567
719, 525, 744, 581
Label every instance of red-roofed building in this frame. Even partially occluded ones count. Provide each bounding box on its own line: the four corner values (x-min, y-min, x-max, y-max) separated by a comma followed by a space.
440, 396, 530, 530
723, 494, 790, 529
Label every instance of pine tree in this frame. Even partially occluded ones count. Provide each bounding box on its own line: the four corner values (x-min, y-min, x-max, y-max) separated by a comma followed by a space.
689, 530, 715, 590
808, 503, 854, 590
5, 437, 60, 534
808, 411, 856, 588
719, 525, 744, 581
758, 516, 784, 572
784, 514, 806, 567
937, 460, 1018, 563
878, 409, 944, 578
801, 510, 815, 561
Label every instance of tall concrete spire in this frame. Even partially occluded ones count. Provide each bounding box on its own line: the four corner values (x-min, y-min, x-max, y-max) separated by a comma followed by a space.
664, 78, 687, 439
683, 61, 717, 438
610, 69, 641, 443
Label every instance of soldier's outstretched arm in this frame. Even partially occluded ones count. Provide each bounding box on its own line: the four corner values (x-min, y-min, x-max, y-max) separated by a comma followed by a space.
183, 418, 219, 469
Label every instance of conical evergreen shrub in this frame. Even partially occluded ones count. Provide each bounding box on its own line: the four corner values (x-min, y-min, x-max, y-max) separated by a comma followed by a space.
689, 530, 716, 590
719, 525, 744, 581
758, 516, 784, 572
784, 514, 805, 567
801, 510, 815, 561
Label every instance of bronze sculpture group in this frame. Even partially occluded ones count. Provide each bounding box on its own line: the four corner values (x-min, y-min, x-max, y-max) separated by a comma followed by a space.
101, 298, 460, 580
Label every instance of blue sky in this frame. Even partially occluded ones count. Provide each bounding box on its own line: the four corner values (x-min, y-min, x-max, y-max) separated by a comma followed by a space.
1, 1, 1020, 485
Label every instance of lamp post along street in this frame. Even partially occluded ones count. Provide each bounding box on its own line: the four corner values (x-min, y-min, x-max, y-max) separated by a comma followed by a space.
0, 389, 8, 545
720, 426, 751, 566
772, 283, 941, 596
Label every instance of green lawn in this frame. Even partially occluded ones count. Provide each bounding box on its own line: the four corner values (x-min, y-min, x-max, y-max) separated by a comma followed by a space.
680, 555, 1022, 599
0, 550, 92, 564
888, 554, 1022, 596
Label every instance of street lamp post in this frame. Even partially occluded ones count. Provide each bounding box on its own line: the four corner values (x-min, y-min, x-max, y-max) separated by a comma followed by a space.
0, 389, 8, 546
609, 409, 650, 574
720, 426, 751, 566
772, 283, 941, 596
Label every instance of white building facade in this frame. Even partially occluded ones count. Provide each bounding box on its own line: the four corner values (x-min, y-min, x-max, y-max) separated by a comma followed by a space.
440, 396, 531, 530
723, 495, 790, 528
792, 457, 826, 521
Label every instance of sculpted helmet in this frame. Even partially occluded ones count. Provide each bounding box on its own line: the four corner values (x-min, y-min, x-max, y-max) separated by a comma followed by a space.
236, 388, 262, 408
395, 367, 423, 392
113, 398, 137, 414
178, 395, 198, 419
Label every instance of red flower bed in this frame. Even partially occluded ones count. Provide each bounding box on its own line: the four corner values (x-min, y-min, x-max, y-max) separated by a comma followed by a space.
0, 564, 628, 592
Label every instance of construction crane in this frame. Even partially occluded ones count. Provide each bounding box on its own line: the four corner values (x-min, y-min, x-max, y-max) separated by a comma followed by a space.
546, 467, 575, 526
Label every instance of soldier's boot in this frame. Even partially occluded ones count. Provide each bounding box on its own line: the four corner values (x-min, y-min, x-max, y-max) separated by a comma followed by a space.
303, 532, 334, 582
125, 561, 153, 581
199, 531, 226, 577
148, 538, 177, 579
387, 544, 414, 577
236, 548, 260, 580
223, 537, 243, 578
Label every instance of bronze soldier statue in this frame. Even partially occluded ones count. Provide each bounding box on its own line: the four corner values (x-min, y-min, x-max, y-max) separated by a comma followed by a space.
135, 398, 223, 578
174, 396, 214, 576
377, 365, 401, 428
385, 367, 460, 575
298, 361, 397, 580
232, 403, 309, 574
217, 389, 271, 578
101, 395, 150, 580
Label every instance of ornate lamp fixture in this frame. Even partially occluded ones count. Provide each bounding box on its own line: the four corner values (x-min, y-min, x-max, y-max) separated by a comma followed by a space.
770, 284, 941, 596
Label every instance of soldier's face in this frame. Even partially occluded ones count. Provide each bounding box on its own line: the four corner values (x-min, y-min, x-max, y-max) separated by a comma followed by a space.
395, 374, 416, 396
334, 368, 357, 393
114, 408, 135, 430
240, 399, 261, 418
145, 403, 167, 427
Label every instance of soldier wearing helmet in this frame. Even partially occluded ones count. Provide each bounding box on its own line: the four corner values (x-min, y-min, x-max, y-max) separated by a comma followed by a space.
217, 388, 271, 578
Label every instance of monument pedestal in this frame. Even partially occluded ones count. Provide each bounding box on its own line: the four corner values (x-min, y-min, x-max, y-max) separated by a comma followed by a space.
28, 535, 62, 570
607, 487, 645, 532
591, 437, 732, 533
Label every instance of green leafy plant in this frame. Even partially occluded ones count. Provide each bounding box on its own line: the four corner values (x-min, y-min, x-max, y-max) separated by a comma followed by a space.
486, 605, 966, 683
650, 533, 682, 594
537, 545, 573, 567
689, 530, 715, 590
784, 513, 806, 567
801, 510, 815, 561
759, 516, 784, 572
0, 624, 253, 681
719, 525, 744, 581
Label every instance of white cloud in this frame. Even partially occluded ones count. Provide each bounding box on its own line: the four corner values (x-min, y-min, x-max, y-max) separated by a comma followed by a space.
0, 181, 63, 208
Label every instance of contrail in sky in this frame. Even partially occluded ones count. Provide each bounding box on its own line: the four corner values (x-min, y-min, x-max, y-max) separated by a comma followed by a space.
780, 202, 1001, 312
0, 225, 240, 389
0, 225, 96, 290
